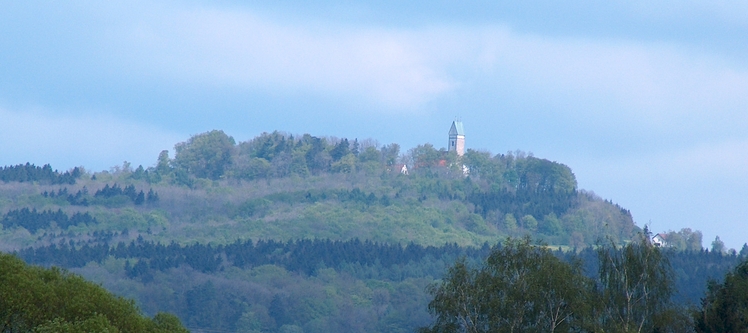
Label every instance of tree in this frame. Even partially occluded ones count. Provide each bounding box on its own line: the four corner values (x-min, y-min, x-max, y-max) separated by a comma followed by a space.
595, 231, 677, 332
381, 143, 400, 166
462, 150, 495, 179
503, 213, 518, 232
421, 237, 591, 333
358, 146, 382, 163
686, 230, 704, 252
694, 258, 748, 332
173, 130, 236, 180
157, 150, 171, 175
522, 215, 538, 232
330, 138, 350, 161
232, 157, 272, 180
664, 228, 704, 252
711, 236, 725, 254
409, 144, 442, 169
739, 244, 748, 258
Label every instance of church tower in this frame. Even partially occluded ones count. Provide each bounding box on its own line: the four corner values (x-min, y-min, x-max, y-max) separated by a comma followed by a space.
448, 121, 465, 156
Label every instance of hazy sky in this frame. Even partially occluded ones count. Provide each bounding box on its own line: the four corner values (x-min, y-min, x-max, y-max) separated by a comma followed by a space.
2, 1, 747, 249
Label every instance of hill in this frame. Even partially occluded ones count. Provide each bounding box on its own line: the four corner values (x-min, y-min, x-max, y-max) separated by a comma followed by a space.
1, 130, 636, 250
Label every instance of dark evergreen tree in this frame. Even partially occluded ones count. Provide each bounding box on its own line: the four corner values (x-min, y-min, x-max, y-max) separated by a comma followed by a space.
134, 190, 146, 205
694, 258, 748, 332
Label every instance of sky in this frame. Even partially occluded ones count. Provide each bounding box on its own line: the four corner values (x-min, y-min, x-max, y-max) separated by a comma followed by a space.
1, 1, 747, 249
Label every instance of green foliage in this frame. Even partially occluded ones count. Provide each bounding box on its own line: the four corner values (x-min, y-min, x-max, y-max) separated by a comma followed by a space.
409, 144, 444, 168
0, 252, 187, 332
109, 131, 637, 245
423, 235, 685, 333
694, 258, 748, 332
522, 214, 538, 232
662, 228, 703, 252
12, 233, 741, 333
503, 213, 518, 232
0, 130, 670, 332
515, 156, 577, 193
595, 232, 679, 332
173, 130, 236, 180
32, 314, 120, 333
235, 198, 272, 218
0, 163, 82, 185
232, 157, 272, 180
711, 236, 726, 254
0, 148, 637, 249
421, 237, 592, 333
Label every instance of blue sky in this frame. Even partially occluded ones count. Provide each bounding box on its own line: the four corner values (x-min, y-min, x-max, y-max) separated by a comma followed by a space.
2, 1, 747, 249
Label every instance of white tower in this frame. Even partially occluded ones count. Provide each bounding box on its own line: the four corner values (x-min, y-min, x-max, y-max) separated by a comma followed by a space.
448, 121, 465, 156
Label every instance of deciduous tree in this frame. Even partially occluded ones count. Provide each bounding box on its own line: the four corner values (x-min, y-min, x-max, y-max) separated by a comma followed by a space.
173, 130, 236, 180
421, 237, 591, 333
595, 231, 677, 332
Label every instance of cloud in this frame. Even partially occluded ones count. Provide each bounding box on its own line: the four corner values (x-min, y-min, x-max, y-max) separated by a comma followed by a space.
463, 30, 748, 133
106, 6, 454, 110
577, 138, 748, 186
96, 3, 748, 128
625, 0, 748, 28
0, 107, 183, 172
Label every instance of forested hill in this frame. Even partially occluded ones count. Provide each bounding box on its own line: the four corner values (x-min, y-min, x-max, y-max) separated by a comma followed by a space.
0, 130, 725, 333
1, 130, 637, 249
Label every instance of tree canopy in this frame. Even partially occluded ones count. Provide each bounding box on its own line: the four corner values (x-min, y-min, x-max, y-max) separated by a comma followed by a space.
173, 129, 235, 180
422, 234, 684, 333
0, 252, 187, 333
421, 237, 591, 333
694, 257, 748, 332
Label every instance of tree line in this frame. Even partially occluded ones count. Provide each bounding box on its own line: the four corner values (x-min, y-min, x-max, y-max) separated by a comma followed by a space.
0, 163, 81, 184
18, 237, 490, 280
138, 130, 577, 194
16, 235, 740, 306
42, 184, 160, 207
11, 234, 747, 333
1, 208, 97, 234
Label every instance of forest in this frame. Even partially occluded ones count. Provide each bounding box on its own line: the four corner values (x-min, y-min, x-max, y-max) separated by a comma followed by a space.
1, 129, 746, 332
8, 233, 747, 332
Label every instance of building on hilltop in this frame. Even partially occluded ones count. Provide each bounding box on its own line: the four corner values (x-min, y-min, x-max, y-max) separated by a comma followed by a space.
448, 121, 465, 156
652, 233, 669, 247
387, 163, 409, 175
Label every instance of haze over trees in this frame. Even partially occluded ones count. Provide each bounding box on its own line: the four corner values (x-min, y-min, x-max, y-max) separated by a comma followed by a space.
1, 129, 744, 332
0, 130, 640, 250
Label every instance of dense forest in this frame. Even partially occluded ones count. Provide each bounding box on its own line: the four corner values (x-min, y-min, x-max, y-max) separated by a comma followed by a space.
9, 234, 746, 332
1, 129, 744, 332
